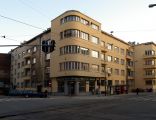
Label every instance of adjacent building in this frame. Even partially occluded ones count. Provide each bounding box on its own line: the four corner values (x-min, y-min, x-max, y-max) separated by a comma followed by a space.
0, 53, 11, 94
134, 42, 156, 92
13, 10, 156, 95
10, 29, 51, 92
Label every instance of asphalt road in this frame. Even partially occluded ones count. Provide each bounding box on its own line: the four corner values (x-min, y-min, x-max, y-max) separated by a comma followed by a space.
0, 93, 156, 120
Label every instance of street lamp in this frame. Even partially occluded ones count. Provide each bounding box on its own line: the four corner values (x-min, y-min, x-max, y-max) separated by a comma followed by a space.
149, 4, 156, 8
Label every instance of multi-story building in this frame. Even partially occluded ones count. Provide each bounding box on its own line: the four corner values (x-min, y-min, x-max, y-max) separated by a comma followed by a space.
10, 10, 135, 95
10, 28, 51, 92
50, 10, 134, 95
134, 42, 156, 92
0, 53, 11, 94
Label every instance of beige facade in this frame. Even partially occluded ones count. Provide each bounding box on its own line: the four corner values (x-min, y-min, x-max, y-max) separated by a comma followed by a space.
50, 10, 134, 95
134, 42, 156, 91
11, 10, 137, 95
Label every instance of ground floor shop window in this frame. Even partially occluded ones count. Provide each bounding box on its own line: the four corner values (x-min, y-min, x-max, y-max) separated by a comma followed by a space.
58, 81, 64, 92
79, 81, 86, 92
89, 80, 95, 92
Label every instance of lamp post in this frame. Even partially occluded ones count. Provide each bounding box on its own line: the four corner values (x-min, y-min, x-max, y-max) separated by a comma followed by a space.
149, 4, 156, 8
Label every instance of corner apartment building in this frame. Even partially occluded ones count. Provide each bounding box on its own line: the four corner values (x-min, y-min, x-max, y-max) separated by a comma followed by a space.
50, 10, 134, 95
0, 53, 11, 94
10, 10, 135, 95
134, 42, 156, 92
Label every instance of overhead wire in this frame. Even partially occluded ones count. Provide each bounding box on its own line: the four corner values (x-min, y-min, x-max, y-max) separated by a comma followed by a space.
0, 14, 46, 31
18, 0, 49, 18
0, 36, 21, 42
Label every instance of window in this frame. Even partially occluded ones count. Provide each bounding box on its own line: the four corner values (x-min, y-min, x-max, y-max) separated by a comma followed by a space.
114, 69, 119, 75
101, 41, 105, 47
27, 49, 31, 53
101, 54, 105, 60
121, 59, 125, 65
91, 36, 99, 44
128, 71, 134, 77
80, 18, 89, 25
127, 50, 133, 56
121, 70, 125, 76
91, 64, 99, 72
81, 62, 89, 71
107, 67, 113, 74
60, 15, 80, 24
61, 29, 89, 40
107, 56, 113, 62
60, 45, 89, 55
63, 29, 80, 38
18, 54, 21, 59
26, 60, 31, 65
121, 81, 125, 85
145, 50, 155, 56
145, 80, 153, 85
115, 80, 119, 85
60, 61, 89, 71
145, 70, 155, 76
79, 81, 86, 92
91, 50, 99, 58
46, 53, 50, 60
114, 46, 119, 53
80, 47, 89, 55
114, 57, 119, 64
81, 31, 89, 40
127, 61, 134, 66
101, 80, 106, 86
91, 23, 99, 30
18, 63, 20, 68
33, 46, 37, 52
22, 51, 25, 56
32, 70, 36, 75
58, 81, 64, 92
107, 43, 113, 50
33, 58, 36, 64
120, 48, 125, 55
145, 59, 155, 65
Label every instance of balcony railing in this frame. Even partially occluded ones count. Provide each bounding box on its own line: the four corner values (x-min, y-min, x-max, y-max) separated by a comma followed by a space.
23, 64, 31, 69
23, 53, 31, 58
128, 75, 134, 79
144, 74, 156, 79
101, 46, 107, 53
22, 75, 31, 80
143, 54, 156, 59
143, 64, 156, 69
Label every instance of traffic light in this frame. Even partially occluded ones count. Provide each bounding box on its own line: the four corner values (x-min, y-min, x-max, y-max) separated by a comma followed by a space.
42, 40, 48, 53
50, 40, 56, 52
42, 40, 56, 53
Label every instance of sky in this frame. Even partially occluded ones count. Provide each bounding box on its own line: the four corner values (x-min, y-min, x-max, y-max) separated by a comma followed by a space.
0, 0, 156, 53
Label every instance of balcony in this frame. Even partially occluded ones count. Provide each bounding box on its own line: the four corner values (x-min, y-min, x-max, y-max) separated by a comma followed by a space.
143, 64, 156, 69
128, 76, 134, 79
127, 65, 134, 70
23, 53, 31, 58
101, 46, 107, 53
126, 55, 133, 60
23, 64, 31, 69
101, 59, 107, 65
22, 75, 31, 80
144, 74, 156, 79
143, 54, 156, 59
